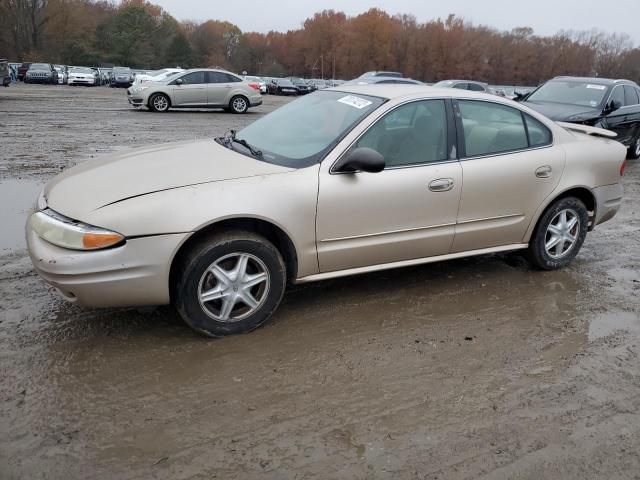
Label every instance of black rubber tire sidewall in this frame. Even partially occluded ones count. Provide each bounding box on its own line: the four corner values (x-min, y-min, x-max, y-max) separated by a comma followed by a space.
174, 231, 286, 337
528, 197, 588, 270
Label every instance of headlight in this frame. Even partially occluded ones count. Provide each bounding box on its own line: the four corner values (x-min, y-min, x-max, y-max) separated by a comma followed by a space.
30, 209, 125, 251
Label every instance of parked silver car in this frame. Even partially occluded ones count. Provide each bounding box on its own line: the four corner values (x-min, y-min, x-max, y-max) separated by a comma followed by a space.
128, 68, 262, 113
27, 86, 626, 337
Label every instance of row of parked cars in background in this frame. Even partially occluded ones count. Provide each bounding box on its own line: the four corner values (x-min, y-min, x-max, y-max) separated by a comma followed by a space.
5, 60, 639, 158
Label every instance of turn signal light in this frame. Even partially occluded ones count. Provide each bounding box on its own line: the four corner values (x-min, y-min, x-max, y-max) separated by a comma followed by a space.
621, 159, 627, 176
82, 232, 125, 250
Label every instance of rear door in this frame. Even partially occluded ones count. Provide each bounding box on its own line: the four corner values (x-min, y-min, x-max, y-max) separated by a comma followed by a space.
452, 99, 565, 253
170, 71, 207, 106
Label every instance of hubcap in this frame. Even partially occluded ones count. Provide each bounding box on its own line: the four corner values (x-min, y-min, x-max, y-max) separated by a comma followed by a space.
154, 96, 168, 111
545, 209, 580, 259
233, 98, 247, 112
198, 253, 270, 322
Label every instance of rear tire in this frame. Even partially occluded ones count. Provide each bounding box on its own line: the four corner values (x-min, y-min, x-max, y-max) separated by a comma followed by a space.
173, 231, 286, 337
527, 197, 588, 270
229, 95, 249, 114
149, 93, 170, 112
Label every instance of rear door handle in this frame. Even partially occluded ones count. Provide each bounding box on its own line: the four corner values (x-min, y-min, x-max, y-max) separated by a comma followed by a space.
429, 178, 455, 192
535, 165, 552, 178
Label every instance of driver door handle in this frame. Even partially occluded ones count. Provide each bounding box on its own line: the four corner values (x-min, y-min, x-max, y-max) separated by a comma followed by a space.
535, 165, 552, 178
429, 178, 455, 192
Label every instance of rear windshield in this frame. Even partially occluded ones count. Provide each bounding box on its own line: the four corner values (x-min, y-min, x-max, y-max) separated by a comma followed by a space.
113, 67, 131, 73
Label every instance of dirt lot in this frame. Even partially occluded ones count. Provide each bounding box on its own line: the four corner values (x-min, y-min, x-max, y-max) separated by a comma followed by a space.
1, 83, 639, 480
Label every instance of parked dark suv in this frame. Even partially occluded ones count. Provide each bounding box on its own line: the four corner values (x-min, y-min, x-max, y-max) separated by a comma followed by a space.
522, 76, 640, 159
24, 63, 58, 84
287, 77, 312, 94
110, 66, 133, 87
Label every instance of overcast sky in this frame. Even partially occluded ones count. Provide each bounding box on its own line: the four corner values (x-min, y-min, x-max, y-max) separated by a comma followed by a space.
153, 0, 639, 45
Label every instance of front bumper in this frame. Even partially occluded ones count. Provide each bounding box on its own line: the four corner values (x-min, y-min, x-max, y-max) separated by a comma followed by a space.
26, 75, 54, 83
111, 79, 132, 87
26, 222, 189, 307
593, 183, 624, 226
68, 77, 95, 85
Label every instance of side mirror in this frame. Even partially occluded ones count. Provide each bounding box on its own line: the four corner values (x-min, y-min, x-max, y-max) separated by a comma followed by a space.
333, 147, 385, 173
175, 78, 183, 85
605, 99, 622, 113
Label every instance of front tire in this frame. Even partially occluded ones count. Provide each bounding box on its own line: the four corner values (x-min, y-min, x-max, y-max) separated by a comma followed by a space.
149, 93, 170, 112
173, 231, 286, 337
528, 197, 588, 270
229, 95, 249, 114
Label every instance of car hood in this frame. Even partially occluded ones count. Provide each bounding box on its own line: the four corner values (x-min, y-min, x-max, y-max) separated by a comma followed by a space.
522, 101, 602, 121
45, 139, 293, 220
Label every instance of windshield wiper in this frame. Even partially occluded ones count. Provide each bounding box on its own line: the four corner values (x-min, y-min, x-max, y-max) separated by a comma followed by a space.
221, 129, 263, 159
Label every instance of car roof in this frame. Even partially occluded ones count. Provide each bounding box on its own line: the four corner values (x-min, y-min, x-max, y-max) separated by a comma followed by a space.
551, 76, 638, 86
436, 79, 488, 85
328, 84, 501, 101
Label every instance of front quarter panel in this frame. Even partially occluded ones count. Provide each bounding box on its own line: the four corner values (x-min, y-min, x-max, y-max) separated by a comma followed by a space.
82, 166, 321, 278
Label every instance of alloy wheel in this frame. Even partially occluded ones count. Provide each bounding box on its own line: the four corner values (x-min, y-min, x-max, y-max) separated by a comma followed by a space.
153, 95, 168, 111
545, 209, 580, 259
197, 253, 270, 322
232, 97, 247, 113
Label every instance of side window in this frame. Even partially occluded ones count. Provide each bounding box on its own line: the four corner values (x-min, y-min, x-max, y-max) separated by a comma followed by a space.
224, 73, 242, 83
453, 82, 468, 90
208, 72, 228, 84
354, 100, 448, 167
524, 114, 552, 147
468, 83, 485, 92
458, 100, 528, 157
609, 86, 625, 107
624, 85, 639, 106
176, 71, 205, 85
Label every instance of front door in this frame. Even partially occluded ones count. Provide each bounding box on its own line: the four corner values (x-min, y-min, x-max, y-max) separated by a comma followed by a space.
170, 71, 207, 106
603, 85, 640, 146
316, 99, 462, 273
452, 99, 565, 252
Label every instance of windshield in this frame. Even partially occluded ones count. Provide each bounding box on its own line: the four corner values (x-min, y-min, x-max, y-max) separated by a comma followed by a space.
70, 67, 93, 74
289, 77, 305, 85
113, 67, 130, 73
30, 63, 49, 70
527, 81, 608, 108
234, 90, 385, 168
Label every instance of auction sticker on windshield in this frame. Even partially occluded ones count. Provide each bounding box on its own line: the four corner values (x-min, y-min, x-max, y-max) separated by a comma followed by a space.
338, 95, 373, 109
586, 84, 606, 90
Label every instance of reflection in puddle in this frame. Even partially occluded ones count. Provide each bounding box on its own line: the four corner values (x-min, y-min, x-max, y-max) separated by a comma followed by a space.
0, 179, 43, 250
589, 311, 640, 341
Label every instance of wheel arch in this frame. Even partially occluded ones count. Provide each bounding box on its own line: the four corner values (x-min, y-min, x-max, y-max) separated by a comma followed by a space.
169, 216, 299, 301
524, 185, 597, 242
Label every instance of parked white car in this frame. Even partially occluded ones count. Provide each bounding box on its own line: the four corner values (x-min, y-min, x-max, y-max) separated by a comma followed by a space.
133, 68, 184, 86
243, 75, 267, 94
67, 67, 96, 86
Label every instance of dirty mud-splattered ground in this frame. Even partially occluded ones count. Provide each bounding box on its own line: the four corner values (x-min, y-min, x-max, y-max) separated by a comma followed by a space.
1, 84, 639, 480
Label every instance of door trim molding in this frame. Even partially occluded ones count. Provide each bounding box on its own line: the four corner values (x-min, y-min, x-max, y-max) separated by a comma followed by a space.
295, 243, 528, 283
320, 222, 456, 243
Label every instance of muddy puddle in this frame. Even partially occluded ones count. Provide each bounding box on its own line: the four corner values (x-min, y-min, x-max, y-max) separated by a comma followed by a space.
0, 179, 42, 250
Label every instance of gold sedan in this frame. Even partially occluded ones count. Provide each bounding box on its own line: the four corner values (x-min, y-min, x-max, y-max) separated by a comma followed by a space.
27, 85, 626, 336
